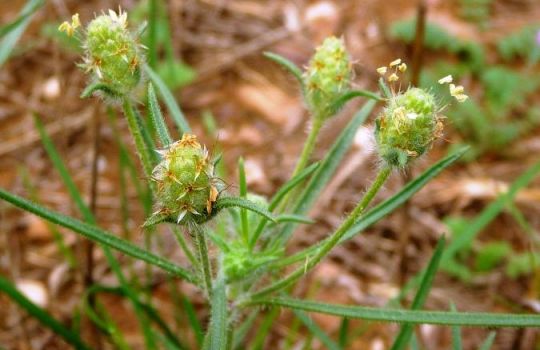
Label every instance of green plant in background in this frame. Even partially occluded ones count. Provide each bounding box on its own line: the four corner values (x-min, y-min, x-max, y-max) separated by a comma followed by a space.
391, 17, 540, 160
2, 7, 540, 350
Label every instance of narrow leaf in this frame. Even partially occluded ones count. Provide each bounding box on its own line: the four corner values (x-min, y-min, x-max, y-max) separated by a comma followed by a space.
147, 83, 173, 147
249, 297, 540, 327
479, 331, 497, 350
215, 197, 276, 223
450, 304, 463, 350
80, 82, 122, 99
294, 310, 340, 350
328, 90, 382, 115
144, 65, 191, 133
390, 237, 446, 350
274, 214, 315, 225
263, 52, 304, 89
0, 276, 91, 350
0, 189, 197, 283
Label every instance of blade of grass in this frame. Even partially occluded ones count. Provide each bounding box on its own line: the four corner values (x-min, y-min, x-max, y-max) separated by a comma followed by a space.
0, 188, 196, 282
247, 297, 540, 327
338, 318, 349, 349
390, 236, 446, 350
215, 197, 276, 223
479, 331, 496, 350
182, 295, 205, 347
147, 0, 158, 68
0, 276, 91, 350
144, 65, 191, 133
263, 52, 304, 91
294, 310, 340, 350
0, 0, 44, 67
273, 100, 377, 247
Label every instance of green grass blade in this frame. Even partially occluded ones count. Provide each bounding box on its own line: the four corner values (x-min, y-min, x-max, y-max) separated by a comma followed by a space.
390, 236, 446, 350
148, 83, 173, 147
182, 295, 205, 347
144, 65, 192, 133
248, 297, 540, 327
147, 0, 159, 68
450, 304, 463, 350
274, 214, 315, 224
275, 100, 377, 246
0, 0, 44, 68
263, 52, 304, 89
338, 318, 349, 349
0, 189, 197, 283
208, 277, 228, 350
0, 276, 91, 350
272, 147, 468, 269
479, 331, 496, 350
442, 159, 540, 262
294, 310, 340, 350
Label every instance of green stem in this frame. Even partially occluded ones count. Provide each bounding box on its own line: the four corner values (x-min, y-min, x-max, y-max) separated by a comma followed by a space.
277, 115, 324, 213
193, 224, 213, 298
249, 166, 392, 299
292, 116, 324, 180
122, 98, 155, 181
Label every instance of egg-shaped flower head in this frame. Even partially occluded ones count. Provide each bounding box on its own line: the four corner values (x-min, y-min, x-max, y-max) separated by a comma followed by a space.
375, 87, 441, 168
304, 36, 352, 119
70, 9, 145, 98
147, 134, 220, 226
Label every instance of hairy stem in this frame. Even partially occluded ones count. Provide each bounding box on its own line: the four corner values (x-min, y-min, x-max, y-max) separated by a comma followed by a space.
193, 224, 213, 298
249, 166, 392, 299
122, 98, 154, 181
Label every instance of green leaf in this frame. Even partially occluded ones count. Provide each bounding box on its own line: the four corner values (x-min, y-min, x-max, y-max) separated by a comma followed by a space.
238, 157, 249, 244
155, 59, 196, 90
0, 188, 197, 283
0, 276, 91, 350
215, 197, 276, 223
479, 331, 497, 350
0, 0, 44, 67
144, 64, 192, 134
147, 83, 173, 147
390, 236, 446, 350
274, 214, 315, 225
450, 304, 463, 350
80, 82, 123, 99
263, 52, 304, 90
208, 277, 228, 350
328, 90, 382, 115
248, 297, 540, 327
274, 100, 377, 246
294, 310, 340, 350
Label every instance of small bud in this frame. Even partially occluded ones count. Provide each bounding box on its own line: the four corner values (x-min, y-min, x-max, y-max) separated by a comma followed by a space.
147, 134, 219, 226
304, 36, 352, 118
375, 87, 440, 168
80, 8, 144, 97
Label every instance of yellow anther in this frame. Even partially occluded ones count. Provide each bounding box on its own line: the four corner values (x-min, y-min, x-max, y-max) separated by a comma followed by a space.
438, 75, 453, 84
388, 73, 399, 82
376, 66, 388, 75
389, 58, 402, 67
58, 21, 73, 36
398, 63, 407, 72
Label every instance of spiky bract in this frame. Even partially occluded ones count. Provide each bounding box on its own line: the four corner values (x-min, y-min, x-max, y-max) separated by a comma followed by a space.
375, 87, 441, 168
